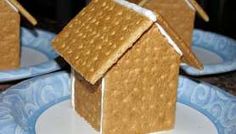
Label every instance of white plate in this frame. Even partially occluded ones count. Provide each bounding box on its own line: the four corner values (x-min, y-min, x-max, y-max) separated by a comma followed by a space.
0, 72, 235, 134
20, 47, 49, 67
0, 28, 60, 82
35, 100, 217, 134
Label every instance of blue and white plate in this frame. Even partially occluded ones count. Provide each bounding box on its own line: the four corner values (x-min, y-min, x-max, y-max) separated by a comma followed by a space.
0, 72, 235, 134
0, 28, 60, 82
181, 29, 236, 76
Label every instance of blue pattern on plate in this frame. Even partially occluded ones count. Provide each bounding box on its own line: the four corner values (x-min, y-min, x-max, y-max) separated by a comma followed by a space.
178, 77, 236, 134
0, 72, 235, 134
0, 72, 70, 134
181, 29, 236, 75
0, 28, 60, 82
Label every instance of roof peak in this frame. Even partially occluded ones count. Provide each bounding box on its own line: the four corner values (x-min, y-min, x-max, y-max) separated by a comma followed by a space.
115, 0, 157, 22
4, 0, 37, 25
184, 0, 209, 22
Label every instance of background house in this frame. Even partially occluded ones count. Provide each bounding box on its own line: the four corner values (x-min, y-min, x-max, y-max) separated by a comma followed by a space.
19, 0, 235, 39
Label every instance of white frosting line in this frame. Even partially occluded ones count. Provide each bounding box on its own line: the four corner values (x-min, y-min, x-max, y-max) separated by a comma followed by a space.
71, 70, 75, 110
184, 0, 195, 10
99, 78, 105, 134
4, 0, 18, 12
155, 23, 183, 55
114, 0, 157, 22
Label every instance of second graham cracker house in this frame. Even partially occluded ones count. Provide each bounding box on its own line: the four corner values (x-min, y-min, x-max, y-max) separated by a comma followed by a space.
0, 0, 36, 70
52, 0, 202, 133
129, 0, 209, 46
0, 0, 20, 70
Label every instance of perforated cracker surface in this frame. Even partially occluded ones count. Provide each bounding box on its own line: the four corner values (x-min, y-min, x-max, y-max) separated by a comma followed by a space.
129, 0, 195, 46
74, 72, 102, 130
0, 0, 20, 70
156, 15, 202, 69
102, 25, 181, 134
0, 0, 15, 12
144, 0, 195, 46
52, 0, 153, 84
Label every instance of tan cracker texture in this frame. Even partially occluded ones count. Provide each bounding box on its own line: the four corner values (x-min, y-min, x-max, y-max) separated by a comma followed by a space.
144, 0, 196, 46
0, 0, 20, 70
102, 25, 181, 134
52, 0, 153, 84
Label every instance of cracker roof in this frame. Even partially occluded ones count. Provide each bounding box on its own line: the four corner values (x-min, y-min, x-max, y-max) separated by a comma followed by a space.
52, 0, 202, 84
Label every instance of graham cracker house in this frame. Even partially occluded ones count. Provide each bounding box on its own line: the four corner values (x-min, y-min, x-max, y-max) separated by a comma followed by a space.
129, 0, 209, 46
52, 0, 203, 133
0, 0, 36, 70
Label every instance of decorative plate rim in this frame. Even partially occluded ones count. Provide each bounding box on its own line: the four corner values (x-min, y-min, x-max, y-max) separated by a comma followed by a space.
181, 29, 236, 76
0, 72, 235, 134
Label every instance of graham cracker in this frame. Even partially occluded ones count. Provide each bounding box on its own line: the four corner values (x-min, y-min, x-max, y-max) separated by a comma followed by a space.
74, 71, 102, 130
52, 0, 153, 84
144, 0, 196, 46
126, 0, 202, 69
0, 0, 15, 12
0, 0, 20, 70
156, 14, 203, 69
73, 25, 181, 133
102, 25, 181, 134
7, 0, 37, 25
187, 0, 209, 22
129, 0, 209, 45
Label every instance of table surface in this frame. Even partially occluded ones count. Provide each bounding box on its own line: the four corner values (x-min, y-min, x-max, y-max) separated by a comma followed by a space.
192, 71, 236, 95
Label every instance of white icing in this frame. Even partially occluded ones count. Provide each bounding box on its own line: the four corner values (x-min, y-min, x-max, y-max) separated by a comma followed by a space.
99, 78, 105, 134
148, 129, 173, 134
4, 0, 18, 12
184, 0, 195, 10
155, 23, 183, 55
71, 70, 75, 109
114, 0, 157, 22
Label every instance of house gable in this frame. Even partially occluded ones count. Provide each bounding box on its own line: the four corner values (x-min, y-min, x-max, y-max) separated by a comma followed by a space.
102, 25, 181, 133
73, 25, 181, 133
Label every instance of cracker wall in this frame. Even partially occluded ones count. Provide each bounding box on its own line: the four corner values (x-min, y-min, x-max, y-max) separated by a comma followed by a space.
73, 25, 182, 134
74, 72, 102, 130
102, 25, 181, 134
